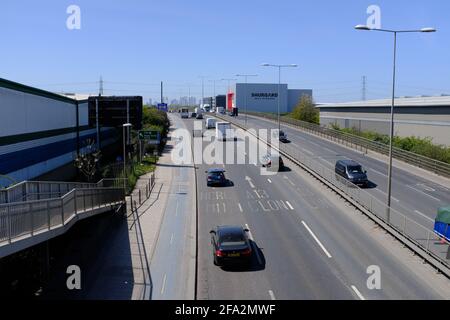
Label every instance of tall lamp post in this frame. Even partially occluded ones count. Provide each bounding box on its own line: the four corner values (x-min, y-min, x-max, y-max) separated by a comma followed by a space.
355, 25, 436, 220
122, 123, 132, 191
236, 74, 258, 125
261, 63, 297, 132
209, 79, 221, 109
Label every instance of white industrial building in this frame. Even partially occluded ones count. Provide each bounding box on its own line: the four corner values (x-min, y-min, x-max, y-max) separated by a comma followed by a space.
318, 96, 450, 146
227, 83, 313, 113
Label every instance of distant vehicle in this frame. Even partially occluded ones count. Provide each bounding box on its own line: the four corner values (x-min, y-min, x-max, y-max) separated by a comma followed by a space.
206, 118, 217, 129
202, 104, 211, 112
206, 168, 227, 187
261, 154, 284, 171
335, 159, 368, 187
210, 225, 252, 266
216, 107, 225, 115
227, 110, 235, 117
196, 113, 203, 119
216, 122, 236, 141
190, 112, 197, 118
434, 206, 450, 242
181, 107, 189, 118
279, 130, 288, 142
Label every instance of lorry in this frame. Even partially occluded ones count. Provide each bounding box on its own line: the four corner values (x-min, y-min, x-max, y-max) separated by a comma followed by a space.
434, 206, 450, 242
216, 122, 236, 141
216, 106, 225, 115
181, 107, 189, 119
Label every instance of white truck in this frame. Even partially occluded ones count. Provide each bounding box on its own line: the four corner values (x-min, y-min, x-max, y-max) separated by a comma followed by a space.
181, 107, 189, 119
216, 106, 225, 115
216, 122, 236, 141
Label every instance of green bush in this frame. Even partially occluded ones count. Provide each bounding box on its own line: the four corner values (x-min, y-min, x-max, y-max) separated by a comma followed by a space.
331, 125, 450, 164
290, 96, 319, 124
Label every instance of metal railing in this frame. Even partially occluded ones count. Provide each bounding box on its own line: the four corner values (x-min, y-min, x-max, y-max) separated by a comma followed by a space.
0, 180, 100, 204
216, 113, 450, 275
0, 186, 125, 246
242, 111, 450, 178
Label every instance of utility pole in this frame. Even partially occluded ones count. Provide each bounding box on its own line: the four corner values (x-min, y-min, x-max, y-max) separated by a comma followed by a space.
362, 76, 367, 101
161, 81, 163, 104
99, 76, 104, 96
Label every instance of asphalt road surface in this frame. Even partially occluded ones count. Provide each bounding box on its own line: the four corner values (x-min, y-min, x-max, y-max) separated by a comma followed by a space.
179, 114, 450, 300
221, 114, 450, 231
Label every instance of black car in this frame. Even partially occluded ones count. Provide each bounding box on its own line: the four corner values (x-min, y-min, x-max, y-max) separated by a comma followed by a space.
191, 112, 197, 118
279, 130, 288, 142
206, 168, 227, 186
196, 113, 203, 119
210, 226, 252, 266
261, 154, 284, 171
335, 159, 368, 187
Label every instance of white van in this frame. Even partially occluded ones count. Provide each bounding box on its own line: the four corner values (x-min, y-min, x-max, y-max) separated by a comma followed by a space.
216, 122, 235, 141
206, 118, 217, 129
216, 107, 225, 115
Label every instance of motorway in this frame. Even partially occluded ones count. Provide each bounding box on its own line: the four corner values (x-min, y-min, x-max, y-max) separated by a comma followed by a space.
179, 114, 450, 300
220, 114, 450, 231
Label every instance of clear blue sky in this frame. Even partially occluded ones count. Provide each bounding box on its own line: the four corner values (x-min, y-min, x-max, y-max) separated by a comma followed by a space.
1, 0, 449, 103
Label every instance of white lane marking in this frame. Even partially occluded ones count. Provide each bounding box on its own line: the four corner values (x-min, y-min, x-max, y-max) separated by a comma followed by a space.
216, 203, 220, 213
319, 157, 334, 167
373, 188, 400, 202
301, 221, 332, 258
245, 176, 256, 188
238, 203, 243, 212
161, 274, 167, 295
417, 183, 435, 192
285, 201, 294, 210
268, 290, 276, 300
283, 175, 295, 186
406, 185, 441, 202
351, 285, 366, 300
322, 146, 336, 154
169, 233, 174, 245
370, 168, 386, 177
309, 141, 322, 148
302, 148, 314, 156
414, 210, 434, 223
245, 224, 262, 265
267, 179, 272, 183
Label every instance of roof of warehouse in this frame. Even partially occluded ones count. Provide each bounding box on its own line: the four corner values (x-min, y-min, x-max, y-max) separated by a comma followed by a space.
318, 95, 450, 108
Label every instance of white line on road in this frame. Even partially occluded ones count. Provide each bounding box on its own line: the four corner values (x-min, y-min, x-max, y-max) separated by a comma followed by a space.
169, 233, 174, 245
285, 201, 294, 210
319, 157, 334, 167
301, 221, 332, 258
245, 224, 262, 265
302, 148, 314, 156
283, 175, 295, 186
351, 285, 366, 300
267, 178, 272, 183
245, 176, 256, 188
414, 210, 434, 223
268, 290, 276, 300
238, 203, 243, 212
370, 168, 386, 177
309, 141, 322, 148
406, 185, 441, 202
373, 188, 400, 202
161, 274, 167, 295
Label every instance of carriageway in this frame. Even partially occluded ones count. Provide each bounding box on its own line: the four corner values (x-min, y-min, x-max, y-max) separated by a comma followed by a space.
0, 179, 125, 259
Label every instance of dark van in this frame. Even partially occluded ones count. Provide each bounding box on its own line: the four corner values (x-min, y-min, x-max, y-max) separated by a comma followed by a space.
335, 159, 368, 187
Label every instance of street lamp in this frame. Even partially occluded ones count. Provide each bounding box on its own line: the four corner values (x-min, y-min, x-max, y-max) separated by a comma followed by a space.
261, 63, 298, 132
236, 74, 258, 125
122, 123, 132, 191
355, 24, 436, 220
209, 79, 221, 109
